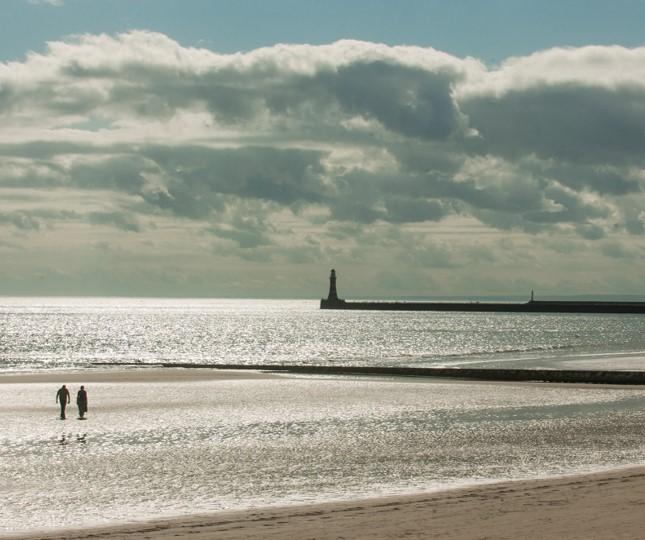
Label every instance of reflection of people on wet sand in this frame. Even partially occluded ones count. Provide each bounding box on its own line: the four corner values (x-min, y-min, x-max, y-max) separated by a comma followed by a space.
56, 385, 70, 419
77, 385, 88, 419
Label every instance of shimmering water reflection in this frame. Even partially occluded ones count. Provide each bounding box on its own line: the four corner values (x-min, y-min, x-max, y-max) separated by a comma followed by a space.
3, 375, 645, 533
1, 298, 645, 371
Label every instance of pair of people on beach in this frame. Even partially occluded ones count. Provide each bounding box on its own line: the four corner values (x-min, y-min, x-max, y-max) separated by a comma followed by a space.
55, 385, 88, 420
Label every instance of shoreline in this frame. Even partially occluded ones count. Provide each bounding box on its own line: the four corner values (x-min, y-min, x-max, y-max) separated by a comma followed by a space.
6, 465, 645, 539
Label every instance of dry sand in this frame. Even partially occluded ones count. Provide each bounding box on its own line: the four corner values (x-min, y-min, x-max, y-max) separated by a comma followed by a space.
4, 466, 644, 539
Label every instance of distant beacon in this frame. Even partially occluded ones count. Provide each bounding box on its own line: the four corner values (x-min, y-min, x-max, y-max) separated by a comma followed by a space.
320, 269, 345, 309
328, 269, 338, 301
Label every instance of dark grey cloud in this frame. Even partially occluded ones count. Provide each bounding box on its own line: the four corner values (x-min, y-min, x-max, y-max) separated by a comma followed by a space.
472, 209, 547, 234
87, 211, 142, 232
576, 223, 606, 240
623, 206, 645, 235
62, 57, 468, 143
0, 135, 626, 239
0, 209, 79, 230
384, 197, 451, 223
207, 214, 273, 249
462, 83, 645, 166
526, 161, 642, 196
389, 140, 465, 176
0, 211, 41, 230
70, 155, 151, 194
0, 206, 145, 233
0, 142, 331, 222
311, 61, 467, 140
0, 144, 152, 192
523, 184, 609, 224
138, 145, 329, 219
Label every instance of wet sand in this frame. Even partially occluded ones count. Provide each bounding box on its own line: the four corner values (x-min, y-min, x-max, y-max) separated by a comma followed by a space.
6, 466, 645, 540
0, 367, 277, 384
4, 368, 645, 539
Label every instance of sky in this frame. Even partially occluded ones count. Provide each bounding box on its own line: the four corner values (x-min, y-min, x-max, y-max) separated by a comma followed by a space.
1, 0, 644, 298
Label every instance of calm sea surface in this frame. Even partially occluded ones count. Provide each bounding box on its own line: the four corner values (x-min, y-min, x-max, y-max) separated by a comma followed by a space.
2, 297, 645, 371
2, 298, 645, 533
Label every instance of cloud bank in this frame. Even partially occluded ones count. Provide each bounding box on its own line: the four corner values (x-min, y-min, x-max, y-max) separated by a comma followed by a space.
0, 32, 643, 296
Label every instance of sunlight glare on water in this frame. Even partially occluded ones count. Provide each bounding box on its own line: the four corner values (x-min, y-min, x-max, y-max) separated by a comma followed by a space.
3, 376, 645, 533
1, 297, 645, 371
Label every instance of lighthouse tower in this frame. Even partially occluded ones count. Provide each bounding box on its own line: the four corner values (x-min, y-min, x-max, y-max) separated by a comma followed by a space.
328, 268, 339, 301
320, 268, 344, 308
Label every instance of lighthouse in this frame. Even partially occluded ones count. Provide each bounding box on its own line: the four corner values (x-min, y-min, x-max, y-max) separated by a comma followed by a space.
328, 268, 338, 301
320, 269, 345, 308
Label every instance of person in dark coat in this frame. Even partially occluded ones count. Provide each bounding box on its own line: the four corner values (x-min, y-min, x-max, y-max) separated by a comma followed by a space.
56, 384, 70, 419
76, 385, 88, 419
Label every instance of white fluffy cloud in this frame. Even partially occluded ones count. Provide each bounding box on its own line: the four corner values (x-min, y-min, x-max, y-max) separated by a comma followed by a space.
0, 32, 643, 296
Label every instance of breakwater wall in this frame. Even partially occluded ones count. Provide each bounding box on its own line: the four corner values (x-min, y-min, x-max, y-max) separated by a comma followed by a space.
320, 299, 645, 313
93, 362, 645, 385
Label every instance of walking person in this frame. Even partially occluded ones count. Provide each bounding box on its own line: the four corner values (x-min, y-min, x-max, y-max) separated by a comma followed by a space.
56, 384, 70, 419
76, 385, 88, 419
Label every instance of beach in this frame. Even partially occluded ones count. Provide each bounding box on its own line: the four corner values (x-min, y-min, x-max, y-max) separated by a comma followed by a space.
3, 367, 645, 538
8, 465, 645, 539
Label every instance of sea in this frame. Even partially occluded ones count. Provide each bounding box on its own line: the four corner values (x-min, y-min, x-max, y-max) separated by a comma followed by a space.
2, 297, 645, 534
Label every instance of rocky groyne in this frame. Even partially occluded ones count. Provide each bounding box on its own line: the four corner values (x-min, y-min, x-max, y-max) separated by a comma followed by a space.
94, 362, 645, 385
